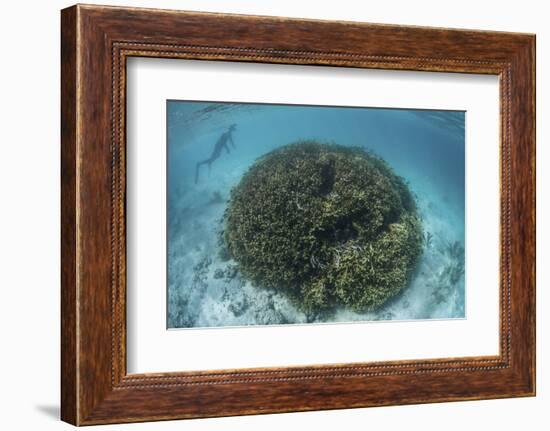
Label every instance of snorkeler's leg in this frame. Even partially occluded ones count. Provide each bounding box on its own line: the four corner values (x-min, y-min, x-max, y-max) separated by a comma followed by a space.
194, 162, 200, 184
195, 159, 209, 184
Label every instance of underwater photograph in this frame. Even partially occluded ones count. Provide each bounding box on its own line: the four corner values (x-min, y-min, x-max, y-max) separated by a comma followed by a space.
167, 100, 466, 329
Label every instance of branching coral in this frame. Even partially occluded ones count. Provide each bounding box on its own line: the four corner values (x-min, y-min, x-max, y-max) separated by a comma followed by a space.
224, 141, 423, 315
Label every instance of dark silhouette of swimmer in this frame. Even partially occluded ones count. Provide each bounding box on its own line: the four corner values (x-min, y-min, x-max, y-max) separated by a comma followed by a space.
195, 124, 237, 184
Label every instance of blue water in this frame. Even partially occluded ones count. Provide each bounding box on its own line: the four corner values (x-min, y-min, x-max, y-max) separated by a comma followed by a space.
167, 101, 465, 329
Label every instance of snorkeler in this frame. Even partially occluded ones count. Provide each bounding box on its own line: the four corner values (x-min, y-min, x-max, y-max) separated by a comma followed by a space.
195, 124, 237, 184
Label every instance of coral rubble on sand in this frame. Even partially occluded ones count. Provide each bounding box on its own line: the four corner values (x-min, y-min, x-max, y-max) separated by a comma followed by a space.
223, 141, 423, 316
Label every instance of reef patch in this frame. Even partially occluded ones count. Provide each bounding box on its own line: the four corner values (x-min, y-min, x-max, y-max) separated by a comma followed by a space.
224, 141, 423, 315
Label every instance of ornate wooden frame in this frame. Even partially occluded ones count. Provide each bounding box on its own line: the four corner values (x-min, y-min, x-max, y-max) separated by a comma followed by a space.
61, 4, 536, 426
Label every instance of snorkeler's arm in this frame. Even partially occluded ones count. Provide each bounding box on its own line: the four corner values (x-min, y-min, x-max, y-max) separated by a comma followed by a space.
229, 134, 236, 149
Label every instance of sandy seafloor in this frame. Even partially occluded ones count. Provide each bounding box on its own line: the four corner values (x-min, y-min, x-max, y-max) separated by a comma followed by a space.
166, 102, 466, 329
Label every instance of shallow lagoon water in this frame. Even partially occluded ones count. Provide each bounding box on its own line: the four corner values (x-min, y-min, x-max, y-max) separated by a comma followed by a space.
167, 101, 465, 329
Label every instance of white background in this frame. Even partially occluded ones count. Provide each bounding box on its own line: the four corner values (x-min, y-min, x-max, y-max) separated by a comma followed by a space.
127, 59, 499, 373
0, 0, 547, 430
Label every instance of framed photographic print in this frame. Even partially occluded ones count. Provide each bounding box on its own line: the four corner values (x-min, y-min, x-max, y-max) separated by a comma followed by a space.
61, 4, 536, 425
